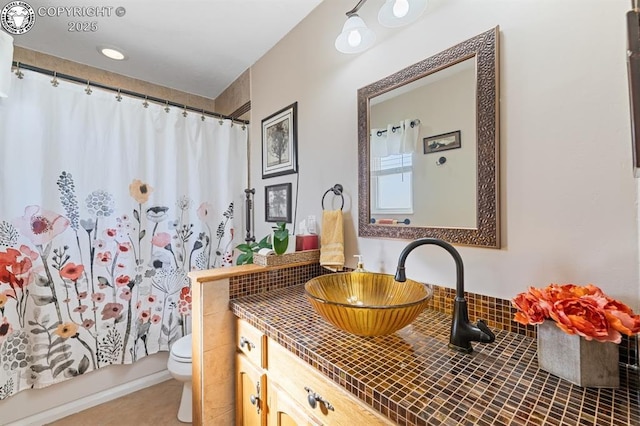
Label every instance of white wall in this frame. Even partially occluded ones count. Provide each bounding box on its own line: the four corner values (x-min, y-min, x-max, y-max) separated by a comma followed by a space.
251, 0, 640, 307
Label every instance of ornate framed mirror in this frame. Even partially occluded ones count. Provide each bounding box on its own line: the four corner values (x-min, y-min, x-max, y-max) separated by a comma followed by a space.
357, 27, 500, 248
627, 4, 640, 176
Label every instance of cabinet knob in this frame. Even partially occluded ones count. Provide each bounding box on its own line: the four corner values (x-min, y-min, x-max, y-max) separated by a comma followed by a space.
240, 336, 256, 350
304, 386, 335, 411
249, 381, 261, 414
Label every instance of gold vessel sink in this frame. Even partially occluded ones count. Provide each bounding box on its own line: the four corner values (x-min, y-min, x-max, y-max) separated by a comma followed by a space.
304, 272, 432, 336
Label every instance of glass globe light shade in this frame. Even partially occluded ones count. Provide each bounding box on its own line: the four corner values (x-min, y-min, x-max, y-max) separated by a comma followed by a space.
335, 15, 376, 54
378, 0, 428, 28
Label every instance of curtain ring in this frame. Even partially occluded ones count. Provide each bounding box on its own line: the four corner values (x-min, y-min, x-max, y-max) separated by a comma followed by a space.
142, 95, 149, 108
164, 101, 170, 113
15, 62, 24, 79
85, 80, 92, 95
115, 88, 122, 102
182, 105, 188, 117
50, 71, 59, 87
201, 109, 205, 121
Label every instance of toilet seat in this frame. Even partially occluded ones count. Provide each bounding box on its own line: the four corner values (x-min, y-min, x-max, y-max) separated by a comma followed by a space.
170, 334, 192, 362
167, 333, 193, 423
171, 354, 191, 362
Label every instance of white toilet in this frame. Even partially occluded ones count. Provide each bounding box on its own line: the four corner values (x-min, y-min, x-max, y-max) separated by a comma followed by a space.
167, 333, 193, 423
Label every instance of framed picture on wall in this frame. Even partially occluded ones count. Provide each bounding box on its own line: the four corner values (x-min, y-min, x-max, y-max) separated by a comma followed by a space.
423, 130, 461, 154
265, 183, 292, 223
262, 102, 298, 179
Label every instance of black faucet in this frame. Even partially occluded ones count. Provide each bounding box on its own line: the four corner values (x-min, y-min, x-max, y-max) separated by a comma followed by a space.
394, 238, 495, 354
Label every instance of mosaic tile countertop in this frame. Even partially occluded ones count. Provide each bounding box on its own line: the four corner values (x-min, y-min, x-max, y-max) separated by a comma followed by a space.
230, 285, 640, 426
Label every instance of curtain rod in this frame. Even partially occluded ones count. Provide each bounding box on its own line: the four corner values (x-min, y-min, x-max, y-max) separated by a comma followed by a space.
374, 118, 420, 136
11, 61, 250, 125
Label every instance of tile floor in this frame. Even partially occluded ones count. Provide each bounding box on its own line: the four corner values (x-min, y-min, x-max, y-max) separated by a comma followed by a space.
46, 379, 189, 426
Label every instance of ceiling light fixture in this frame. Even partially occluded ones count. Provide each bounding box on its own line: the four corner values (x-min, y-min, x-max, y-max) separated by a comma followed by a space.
378, 0, 427, 28
99, 46, 127, 61
335, 13, 376, 54
335, 0, 428, 54
0, 31, 14, 98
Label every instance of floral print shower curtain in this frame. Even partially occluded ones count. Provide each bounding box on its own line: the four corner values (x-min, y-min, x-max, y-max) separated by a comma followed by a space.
0, 71, 247, 399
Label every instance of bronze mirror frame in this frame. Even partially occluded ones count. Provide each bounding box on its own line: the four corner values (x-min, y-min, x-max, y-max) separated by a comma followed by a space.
627, 4, 640, 176
357, 26, 500, 248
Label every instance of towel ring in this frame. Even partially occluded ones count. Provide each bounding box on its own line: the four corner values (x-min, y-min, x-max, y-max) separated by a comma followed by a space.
321, 184, 344, 211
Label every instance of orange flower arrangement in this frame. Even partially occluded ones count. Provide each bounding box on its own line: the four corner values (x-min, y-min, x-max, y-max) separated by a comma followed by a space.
512, 284, 640, 344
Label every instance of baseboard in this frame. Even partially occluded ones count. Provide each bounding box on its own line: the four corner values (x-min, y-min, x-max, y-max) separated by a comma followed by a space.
7, 370, 172, 426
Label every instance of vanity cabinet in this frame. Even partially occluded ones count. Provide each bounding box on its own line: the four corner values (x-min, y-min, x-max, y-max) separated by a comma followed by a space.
235, 319, 393, 426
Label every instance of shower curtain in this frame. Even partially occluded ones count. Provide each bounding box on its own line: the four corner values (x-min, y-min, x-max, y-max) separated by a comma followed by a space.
0, 71, 247, 399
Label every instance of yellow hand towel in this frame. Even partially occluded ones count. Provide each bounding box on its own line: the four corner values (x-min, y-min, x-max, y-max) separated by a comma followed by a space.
319, 209, 344, 272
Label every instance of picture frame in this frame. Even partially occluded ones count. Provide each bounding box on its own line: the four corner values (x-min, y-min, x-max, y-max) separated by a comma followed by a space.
265, 183, 292, 223
262, 102, 298, 178
423, 130, 461, 154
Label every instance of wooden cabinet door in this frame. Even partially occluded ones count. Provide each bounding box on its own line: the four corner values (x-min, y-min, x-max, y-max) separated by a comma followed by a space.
268, 381, 323, 426
236, 354, 267, 426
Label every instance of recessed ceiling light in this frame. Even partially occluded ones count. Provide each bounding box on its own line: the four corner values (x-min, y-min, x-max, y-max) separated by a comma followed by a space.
99, 46, 127, 61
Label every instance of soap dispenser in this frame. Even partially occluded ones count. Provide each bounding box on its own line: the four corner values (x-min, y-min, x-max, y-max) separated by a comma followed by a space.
353, 255, 366, 272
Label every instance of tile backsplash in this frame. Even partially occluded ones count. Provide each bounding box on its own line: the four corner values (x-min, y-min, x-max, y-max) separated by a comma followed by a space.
229, 262, 325, 299
229, 263, 639, 369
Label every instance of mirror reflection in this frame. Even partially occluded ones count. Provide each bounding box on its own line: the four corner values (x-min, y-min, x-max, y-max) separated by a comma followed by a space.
357, 27, 500, 248
369, 57, 477, 228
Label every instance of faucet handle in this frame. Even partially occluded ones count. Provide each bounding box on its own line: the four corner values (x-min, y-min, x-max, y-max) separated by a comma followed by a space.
476, 319, 496, 343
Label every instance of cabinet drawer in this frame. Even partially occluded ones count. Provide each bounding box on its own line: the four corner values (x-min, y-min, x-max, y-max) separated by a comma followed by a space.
237, 319, 267, 369
268, 339, 394, 425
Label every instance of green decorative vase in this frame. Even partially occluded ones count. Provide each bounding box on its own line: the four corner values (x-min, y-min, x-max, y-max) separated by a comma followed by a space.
272, 222, 290, 255
273, 234, 288, 255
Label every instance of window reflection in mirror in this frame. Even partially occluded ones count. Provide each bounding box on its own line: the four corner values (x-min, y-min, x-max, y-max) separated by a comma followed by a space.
371, 153, 414, 215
